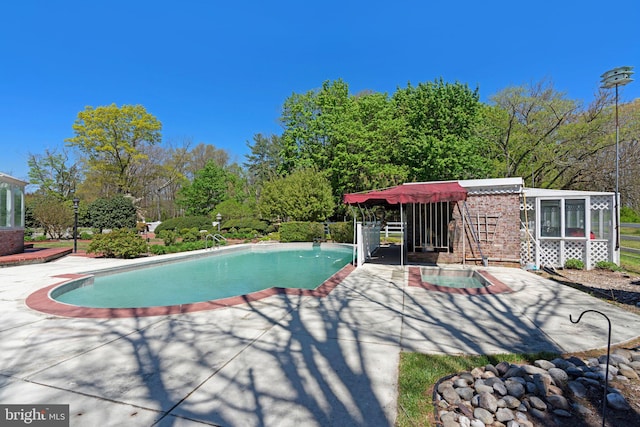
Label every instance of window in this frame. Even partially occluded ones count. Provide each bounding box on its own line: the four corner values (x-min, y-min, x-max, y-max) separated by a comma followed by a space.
0, 185, 8, 227
540, 200, 560, 237
565, 199, 585, 237
13, 187, 23, 228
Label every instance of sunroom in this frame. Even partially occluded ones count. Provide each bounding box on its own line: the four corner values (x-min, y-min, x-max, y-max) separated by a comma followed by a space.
520, 188, 618, 270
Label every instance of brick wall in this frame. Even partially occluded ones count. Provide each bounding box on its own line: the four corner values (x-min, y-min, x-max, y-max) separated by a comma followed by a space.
407, 193, 521, 267
453, 193, 521, 266
0, 230, 25, 256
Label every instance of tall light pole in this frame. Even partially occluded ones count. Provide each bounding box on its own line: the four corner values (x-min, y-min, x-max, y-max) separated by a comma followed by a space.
601, 66, 634, 251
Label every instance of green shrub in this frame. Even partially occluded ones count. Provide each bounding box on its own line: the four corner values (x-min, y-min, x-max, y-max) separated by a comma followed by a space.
222, 218, 268, 233
621, 207, 640, 223
87, 229, 147, 259
328, 222, 353, 243
157, 230, 177, 246
564, 258, 584, 270
279, 222, 324, 242
149, 245, 167, 255
595, 261, 621, 271
154, 216, 212, 234
80, 231, 93, 240
180, 227, 200, 243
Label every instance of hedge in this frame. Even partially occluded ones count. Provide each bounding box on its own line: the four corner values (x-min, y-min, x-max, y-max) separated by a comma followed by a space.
328, 222, 353, 243
279, 222, 324, 242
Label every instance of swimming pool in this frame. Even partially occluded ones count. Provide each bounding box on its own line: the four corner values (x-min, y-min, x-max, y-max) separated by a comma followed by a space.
27, 243, 354, 318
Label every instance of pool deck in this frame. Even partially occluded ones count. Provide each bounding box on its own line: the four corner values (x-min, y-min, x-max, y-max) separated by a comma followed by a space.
2, 246, 640, 426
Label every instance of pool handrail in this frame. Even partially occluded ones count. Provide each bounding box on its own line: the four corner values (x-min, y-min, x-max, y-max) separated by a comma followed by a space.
205, 233, 227, 249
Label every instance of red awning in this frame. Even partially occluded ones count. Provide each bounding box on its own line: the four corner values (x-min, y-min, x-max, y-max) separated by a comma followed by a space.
343, 182, 467, 205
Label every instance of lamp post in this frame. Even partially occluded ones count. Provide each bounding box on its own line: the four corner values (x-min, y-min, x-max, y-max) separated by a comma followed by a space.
600, 66, 634, 251
216, 213, 222, 233
72, 198, 80, 253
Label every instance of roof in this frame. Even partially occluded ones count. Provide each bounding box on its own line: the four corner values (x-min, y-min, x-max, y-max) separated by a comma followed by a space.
343, 181, 467, 205
0, 172, 28, 187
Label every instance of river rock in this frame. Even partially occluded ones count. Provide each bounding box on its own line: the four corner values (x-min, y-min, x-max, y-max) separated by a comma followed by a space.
505, 380, 525, 398
495, 408, 514, 422
567, 380, 587, 398
474, 407, 494, 425
607, 392, 631, 410
534, 359, 555, 370
546, 394, 569, 411
478, 392, 498, 413
528, 396, 547, 410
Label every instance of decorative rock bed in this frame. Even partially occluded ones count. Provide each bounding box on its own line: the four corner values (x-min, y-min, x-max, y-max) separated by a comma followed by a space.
434, 347, 640, 427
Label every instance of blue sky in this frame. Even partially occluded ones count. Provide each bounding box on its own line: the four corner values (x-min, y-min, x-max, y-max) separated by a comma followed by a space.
1, 1, 639, 182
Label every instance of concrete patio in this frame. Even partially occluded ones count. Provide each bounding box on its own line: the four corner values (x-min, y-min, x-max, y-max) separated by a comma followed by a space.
1, 250, 640, 426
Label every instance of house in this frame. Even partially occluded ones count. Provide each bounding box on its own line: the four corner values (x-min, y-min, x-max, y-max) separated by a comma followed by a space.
343, 177, 618, 270
0, 172, 27, 256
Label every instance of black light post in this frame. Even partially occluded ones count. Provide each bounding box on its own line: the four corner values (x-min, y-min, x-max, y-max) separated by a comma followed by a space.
600, 66, 634, 251
73, 198, 79, 253
216, 213, 222, 233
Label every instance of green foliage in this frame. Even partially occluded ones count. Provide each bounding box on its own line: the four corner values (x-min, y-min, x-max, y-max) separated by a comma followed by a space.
179, 227, 200, 242
564, 258, 585, 270
279, 222, 324, 242
178, 160, 243, 216
212, 198, 257, 222
222, 218, 268, 232
66, 104, 162, 196
27, 148, 80, 199
149, 244, 167, 255
80, 231, 93, 240
259, 169, 335, 222
87, 229, 147, 259
244, 133, 284, 187
595, 261, 621, 272
157, 230, 178, 246
392, 79, 492, 182
621, 207, 640, 223
328, 222, 354, 243
30, 194, 74, 239
88, 195, 137, 231
153, 216, 212, 234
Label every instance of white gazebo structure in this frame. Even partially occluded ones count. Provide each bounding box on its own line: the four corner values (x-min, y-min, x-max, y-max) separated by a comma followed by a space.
0, 172, 27, 256
521, 187, 618, 269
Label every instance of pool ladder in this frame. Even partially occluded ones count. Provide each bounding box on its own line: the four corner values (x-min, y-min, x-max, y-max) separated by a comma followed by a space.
205, 233, 227, 250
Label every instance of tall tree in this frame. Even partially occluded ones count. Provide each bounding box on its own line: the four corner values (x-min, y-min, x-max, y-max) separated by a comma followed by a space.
258, 169, 335, 222
177, 160, 241, 216
483, 80, 577, 186
66, 104, 162, 197
27, 148, 80, 199
244, 133, 284, 187
392, 79, 492, 182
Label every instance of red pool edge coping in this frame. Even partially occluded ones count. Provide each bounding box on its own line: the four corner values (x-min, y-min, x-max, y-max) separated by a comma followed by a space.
26, 264, 356, 319
408, 267, 513, 295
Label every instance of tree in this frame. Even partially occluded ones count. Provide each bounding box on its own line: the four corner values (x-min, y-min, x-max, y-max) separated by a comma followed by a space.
258, 169, 335, 222
483, 80, 578, 186
66, 104, 162, 197
27, 148, 81, 198
89, 195, 137, 232
392, 79, 492, 182
178, 160, 238, 216
31, 194, 74, 239
244, 133, 284, 187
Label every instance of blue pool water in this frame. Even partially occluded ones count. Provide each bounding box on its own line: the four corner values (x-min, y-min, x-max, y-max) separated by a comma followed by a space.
420, 267, 487, 288
53, 245, 352, 308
